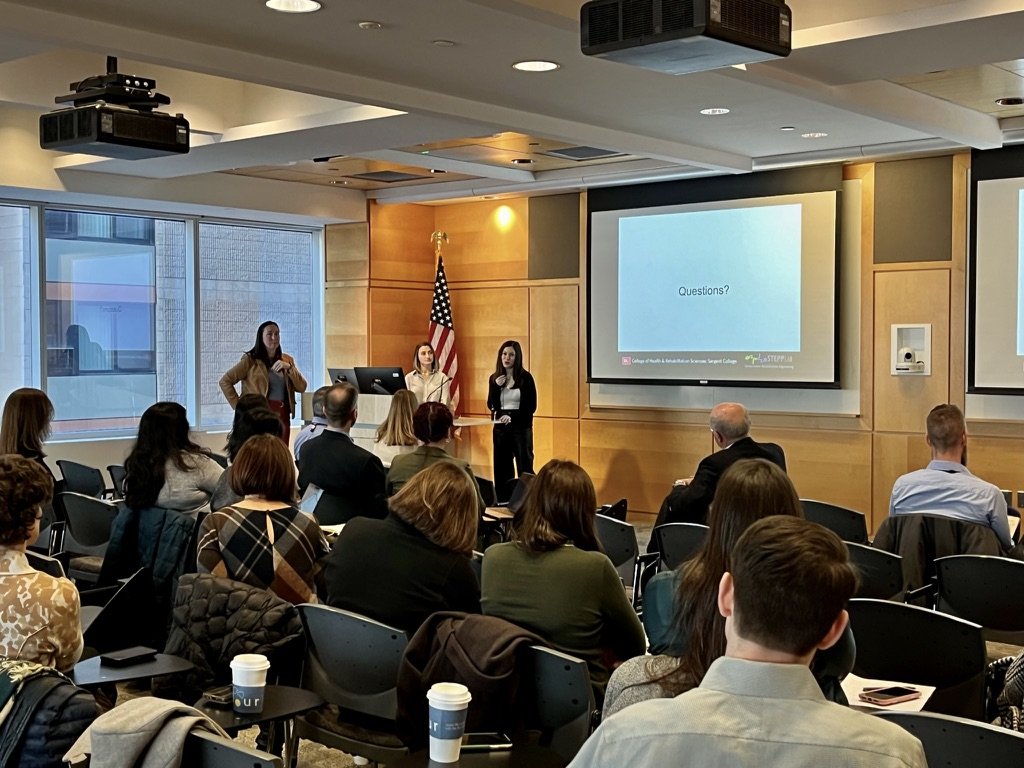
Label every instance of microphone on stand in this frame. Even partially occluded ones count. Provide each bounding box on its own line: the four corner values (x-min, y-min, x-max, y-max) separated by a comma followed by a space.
425, 375, 453, 402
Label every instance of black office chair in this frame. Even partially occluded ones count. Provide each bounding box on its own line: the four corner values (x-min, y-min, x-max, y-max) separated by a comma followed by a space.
56, 460, 107, 498
184, 730, 282, 768
599, 498, 627, 522
594, 513, 656, 610
25, 549, 65, 578
846, 542, 903, 600
652, 522, 708, 569
286, 604, 409, 766
106, 464, 126, 500
800, 499, 869, 544
519, 646, 595, 763
847, 598, 987, 719
80, 567, 158, 655
475, 476, 498, 507
936, 555, 1024, 644
57, 492, 120, 585
875, 710, 1024, 766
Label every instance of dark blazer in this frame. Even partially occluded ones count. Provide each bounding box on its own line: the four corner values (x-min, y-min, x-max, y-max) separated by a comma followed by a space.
487, 370, 537, 429
296, 429, 387, 524
323, 514, 480, 637
652, 437, 787, 533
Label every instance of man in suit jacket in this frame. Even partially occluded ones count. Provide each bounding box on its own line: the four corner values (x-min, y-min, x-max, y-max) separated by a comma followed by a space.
652, 403, 786, 538
297, 382, 387, 524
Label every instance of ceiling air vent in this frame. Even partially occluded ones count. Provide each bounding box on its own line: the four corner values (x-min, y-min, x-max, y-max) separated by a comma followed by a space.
347, 170, 426, 183
541, 146, 624, 161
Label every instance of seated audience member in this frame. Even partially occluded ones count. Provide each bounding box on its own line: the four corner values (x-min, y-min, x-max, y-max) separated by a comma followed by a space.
211, 403, 283, 511
571, 517, 926, 768
124, 402, 222, 517
373, 389, 419, 467
0, 388, 58, 482
653, 402, 785, 534
293, 385, 331, 463
889, 403, 1012, 550
0, 454, 83, 671
606, 459, 803, 716
323, 461, 480, 635
198, 434, 329, 604
481, 459, 645, 702
297, 382, 387, 524
387, 403, 481, 512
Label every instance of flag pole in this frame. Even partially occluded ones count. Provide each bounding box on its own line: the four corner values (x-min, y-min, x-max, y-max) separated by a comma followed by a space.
430, 230, 448, 263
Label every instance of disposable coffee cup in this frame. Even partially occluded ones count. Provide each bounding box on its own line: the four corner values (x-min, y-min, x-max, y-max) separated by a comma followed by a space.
427, 682, 472, 763
230, 653, 271, 714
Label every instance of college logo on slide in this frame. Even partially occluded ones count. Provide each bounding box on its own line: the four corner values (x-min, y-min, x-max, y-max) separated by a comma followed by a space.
621, 356, 632, 366
744, 353, 794, 365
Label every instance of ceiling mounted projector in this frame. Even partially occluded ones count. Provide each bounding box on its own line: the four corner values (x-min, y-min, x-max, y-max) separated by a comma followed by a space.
39, 55, 189, 160
581, 0, 792, 75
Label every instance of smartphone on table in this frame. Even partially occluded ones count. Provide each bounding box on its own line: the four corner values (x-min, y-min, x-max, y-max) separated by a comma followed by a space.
461, 732, 513, 751
857, 685, 921, 706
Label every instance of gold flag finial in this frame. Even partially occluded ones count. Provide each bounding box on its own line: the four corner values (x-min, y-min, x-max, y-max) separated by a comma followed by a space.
430, 230, 449, 259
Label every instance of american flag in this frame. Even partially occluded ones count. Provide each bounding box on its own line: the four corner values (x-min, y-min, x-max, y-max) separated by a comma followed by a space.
428, 255, 462, 415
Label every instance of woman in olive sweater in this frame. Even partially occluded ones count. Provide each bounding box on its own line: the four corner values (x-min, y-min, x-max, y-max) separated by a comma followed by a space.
481, 459, 645, 703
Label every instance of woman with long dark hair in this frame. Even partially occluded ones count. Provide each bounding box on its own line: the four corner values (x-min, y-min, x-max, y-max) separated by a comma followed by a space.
219, 320, 307, 441
602, 458, 805, 717
486, 339, 536, 501
404, 341, 451, 406
481, 459, 644, 702
0, 388, 57, 481
124, 402, 221, 516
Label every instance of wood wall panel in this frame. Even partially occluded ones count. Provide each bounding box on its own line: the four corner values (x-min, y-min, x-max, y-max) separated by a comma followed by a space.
532, 417, 581, 467
871, 432, 931, 533
955, 435, 1024, 505
325, 285, 368, 367
369, 203, 435, 283
530, 284, 579, 419
449, 286, 530, 417
435, 199, 529, 282
580, 421, 712, 515
873, 269, 951, 433
325, 223, 369, 282
367, 286, 432, 367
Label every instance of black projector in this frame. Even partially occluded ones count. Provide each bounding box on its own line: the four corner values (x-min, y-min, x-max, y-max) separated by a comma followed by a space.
581, 0, 792, 75
40, 104, 190, 160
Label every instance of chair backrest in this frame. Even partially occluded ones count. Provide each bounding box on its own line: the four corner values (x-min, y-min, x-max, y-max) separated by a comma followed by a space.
297, 603, 408, 720
518, 646, 595, 763
847, 598, 987, 719
106, 464, 126, 500
800, 499, 869, 544
875, 710, 1024, 766
81, 567, 158, 653
593, 513, 637, 584
183, 730, 282, 768
936, 554, 1024, 642
58, 492, 119, 554
507, 473, 535, 513
653, 523, 709, 569
475, 476, 497, 507
598, 497, 627, 522
846, 542, 904, 599
56, 460, 106, 497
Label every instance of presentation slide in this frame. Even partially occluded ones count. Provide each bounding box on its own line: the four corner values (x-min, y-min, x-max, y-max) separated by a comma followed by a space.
589, 191, 838, 386
970, 176, 1024, 391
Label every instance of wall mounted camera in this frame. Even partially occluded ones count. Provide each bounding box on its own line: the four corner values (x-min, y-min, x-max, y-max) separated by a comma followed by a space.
891, 325, 930, 375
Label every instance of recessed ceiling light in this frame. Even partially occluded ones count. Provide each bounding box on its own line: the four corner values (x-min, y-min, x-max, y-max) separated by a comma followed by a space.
996, 97, 1024, 106
512, 60, 559, 72
432, 40, 456, 47
266, 0, 321, 12
699, 107, 730, 116
482, 195, 497, 200
429, 169, 447, 174
511, 158, 534, 165
801, 131, 829, 139
357, 20, 382, 30
779, 126, 796, 131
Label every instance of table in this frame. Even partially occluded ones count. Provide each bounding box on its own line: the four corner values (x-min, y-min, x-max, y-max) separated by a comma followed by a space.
390, 744, 566, 768
193, 684, 324, 735
71, 653, 194, 687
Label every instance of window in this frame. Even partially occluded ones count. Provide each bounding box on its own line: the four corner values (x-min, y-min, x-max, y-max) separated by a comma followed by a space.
198, 223, 316, 428
0, 205, 33, 400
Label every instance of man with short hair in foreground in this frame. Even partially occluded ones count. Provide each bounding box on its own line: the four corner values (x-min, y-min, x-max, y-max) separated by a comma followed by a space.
570, 517, 926, 768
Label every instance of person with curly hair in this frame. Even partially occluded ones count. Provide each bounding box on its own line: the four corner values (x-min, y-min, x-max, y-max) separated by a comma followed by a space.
0, 454, 83, 671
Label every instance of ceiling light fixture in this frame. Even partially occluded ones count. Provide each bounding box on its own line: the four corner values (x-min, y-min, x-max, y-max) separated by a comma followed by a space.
266, 0, 321, 12
996, 97, 1024, 106
801, 131, 829, 139
779, 126, 795, 131
429, 169, 447, 174
511, 158, 534, 164
357, 20, 382, 30
432, 40, 456, 47
699, 107, 730, 116
512, 60, 559, 72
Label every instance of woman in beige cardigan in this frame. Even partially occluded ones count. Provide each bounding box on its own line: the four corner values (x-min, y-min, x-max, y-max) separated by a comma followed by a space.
219, 320, 307, 441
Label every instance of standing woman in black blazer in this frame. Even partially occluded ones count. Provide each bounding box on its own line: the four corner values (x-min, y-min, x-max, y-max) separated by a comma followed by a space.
487, 339, 537, 501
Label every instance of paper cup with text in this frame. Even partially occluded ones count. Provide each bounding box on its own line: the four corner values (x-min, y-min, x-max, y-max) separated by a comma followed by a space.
427, 682, 472, 763
230, 653, 271, 714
